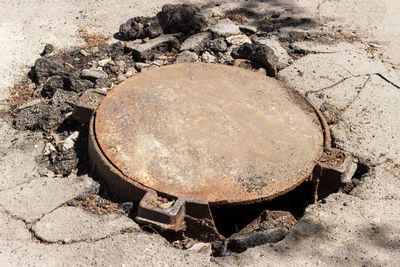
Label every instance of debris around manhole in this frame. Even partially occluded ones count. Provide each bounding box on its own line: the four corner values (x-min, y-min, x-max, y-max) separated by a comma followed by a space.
70, 195, 132, 215
159, 4, 207, 34
211, 210, 296, 255
73, 89, 106, 123
48, 148, 79, 176
119, 16, 163, 40
227, 228, 287, 253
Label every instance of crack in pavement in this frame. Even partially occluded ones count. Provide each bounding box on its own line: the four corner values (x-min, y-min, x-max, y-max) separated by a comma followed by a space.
0, 203, 139, 245
28, 221, 138, 245
375, 73, 400, 89
305, 75, 355, 96
336, 74, 372, 119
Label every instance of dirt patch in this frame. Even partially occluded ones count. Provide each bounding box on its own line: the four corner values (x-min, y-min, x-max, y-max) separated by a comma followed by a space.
78, 28, 110, 47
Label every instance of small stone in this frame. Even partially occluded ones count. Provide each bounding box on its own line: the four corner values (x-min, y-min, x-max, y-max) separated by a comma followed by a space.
80, 50, 89, 57
201, 51, 217, 63
41, 44, 54, 56
125, 34, 179, 61
210, 18, 241, 37
90, 47, 99, 54
95, 78, 112, 89
114, 60, 127, 72
239, 25, 258, 34
207, 38, 228, 53
44, 142, 56, 156
159, 4, 206, 34
226, 34, 252, 46
41, 75, 64, 98
81, 69, 108, 81
180, 32, 212, 52
175, 51, 199, 63
15, 99, 42, 113
125, 67, 137, 78
231, 40, 291, 77
119, 16, 163, 40
117, 73, 127, 82
256, 38, 292, 70
151, 60, 163, 67
73, 89, 106, 123
98, 58, 111, 67
218, 52, 234, 64
135, 62, 151, 70
62, 131, 79, 151
187, 243, 212, 254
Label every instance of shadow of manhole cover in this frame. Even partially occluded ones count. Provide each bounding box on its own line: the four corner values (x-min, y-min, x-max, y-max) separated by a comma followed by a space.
88, 63, 355, 241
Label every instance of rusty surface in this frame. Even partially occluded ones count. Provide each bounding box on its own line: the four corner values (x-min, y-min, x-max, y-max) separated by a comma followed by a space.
92, 63, 325, 205
136, 189, 186, 231
314, 149, 358, 199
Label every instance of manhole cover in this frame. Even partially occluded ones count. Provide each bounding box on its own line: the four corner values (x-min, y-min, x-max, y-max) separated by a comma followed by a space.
88, 63, 346, 240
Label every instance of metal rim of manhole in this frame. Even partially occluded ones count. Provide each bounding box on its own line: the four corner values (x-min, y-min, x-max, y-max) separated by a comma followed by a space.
88, 63, 355, 241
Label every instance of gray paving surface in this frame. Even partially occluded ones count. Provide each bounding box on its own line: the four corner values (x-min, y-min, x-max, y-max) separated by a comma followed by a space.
1, 0, 400, 266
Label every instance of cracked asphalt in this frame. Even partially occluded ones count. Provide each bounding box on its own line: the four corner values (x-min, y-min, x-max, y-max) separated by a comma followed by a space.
1, 0, 400, 266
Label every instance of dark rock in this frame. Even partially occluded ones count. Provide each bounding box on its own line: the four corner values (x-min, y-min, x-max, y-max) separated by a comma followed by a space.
239, 25, 258, 34
33, 57, 65, 84
175, 51, 199, 63
125, 34, 179, 61
118, 202, 134, 215
41, 75, 93, 98
48, 149, 79, 176
73, 89, 106, 123
119, 16, 163, 40
81, 69, 108, 81
209, 18, 241, 37
159, 4, 206, 34
14, 102, 61, 132
256, 38, 292, 70
41, 75, 64, 98
179, 32, 211, 52
201, 51, 217, 63
227, 228, 287, 253
207, 38, 228, 53
41, 44, 54, 56
231, 43, 278, 77
102, 63, 120, 77
212, 240, 228, 257
63, 75, 94, 92
50, 89, 79, 113
95, 78, 112, 89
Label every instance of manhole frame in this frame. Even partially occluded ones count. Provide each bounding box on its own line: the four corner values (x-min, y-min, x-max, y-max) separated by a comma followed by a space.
87, 63, 353, 241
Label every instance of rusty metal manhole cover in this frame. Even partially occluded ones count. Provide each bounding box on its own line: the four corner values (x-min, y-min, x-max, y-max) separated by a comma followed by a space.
88, 63, 341, 240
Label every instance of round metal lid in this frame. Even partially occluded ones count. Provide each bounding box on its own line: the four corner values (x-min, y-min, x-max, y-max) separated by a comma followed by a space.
93, 63, 324, 204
